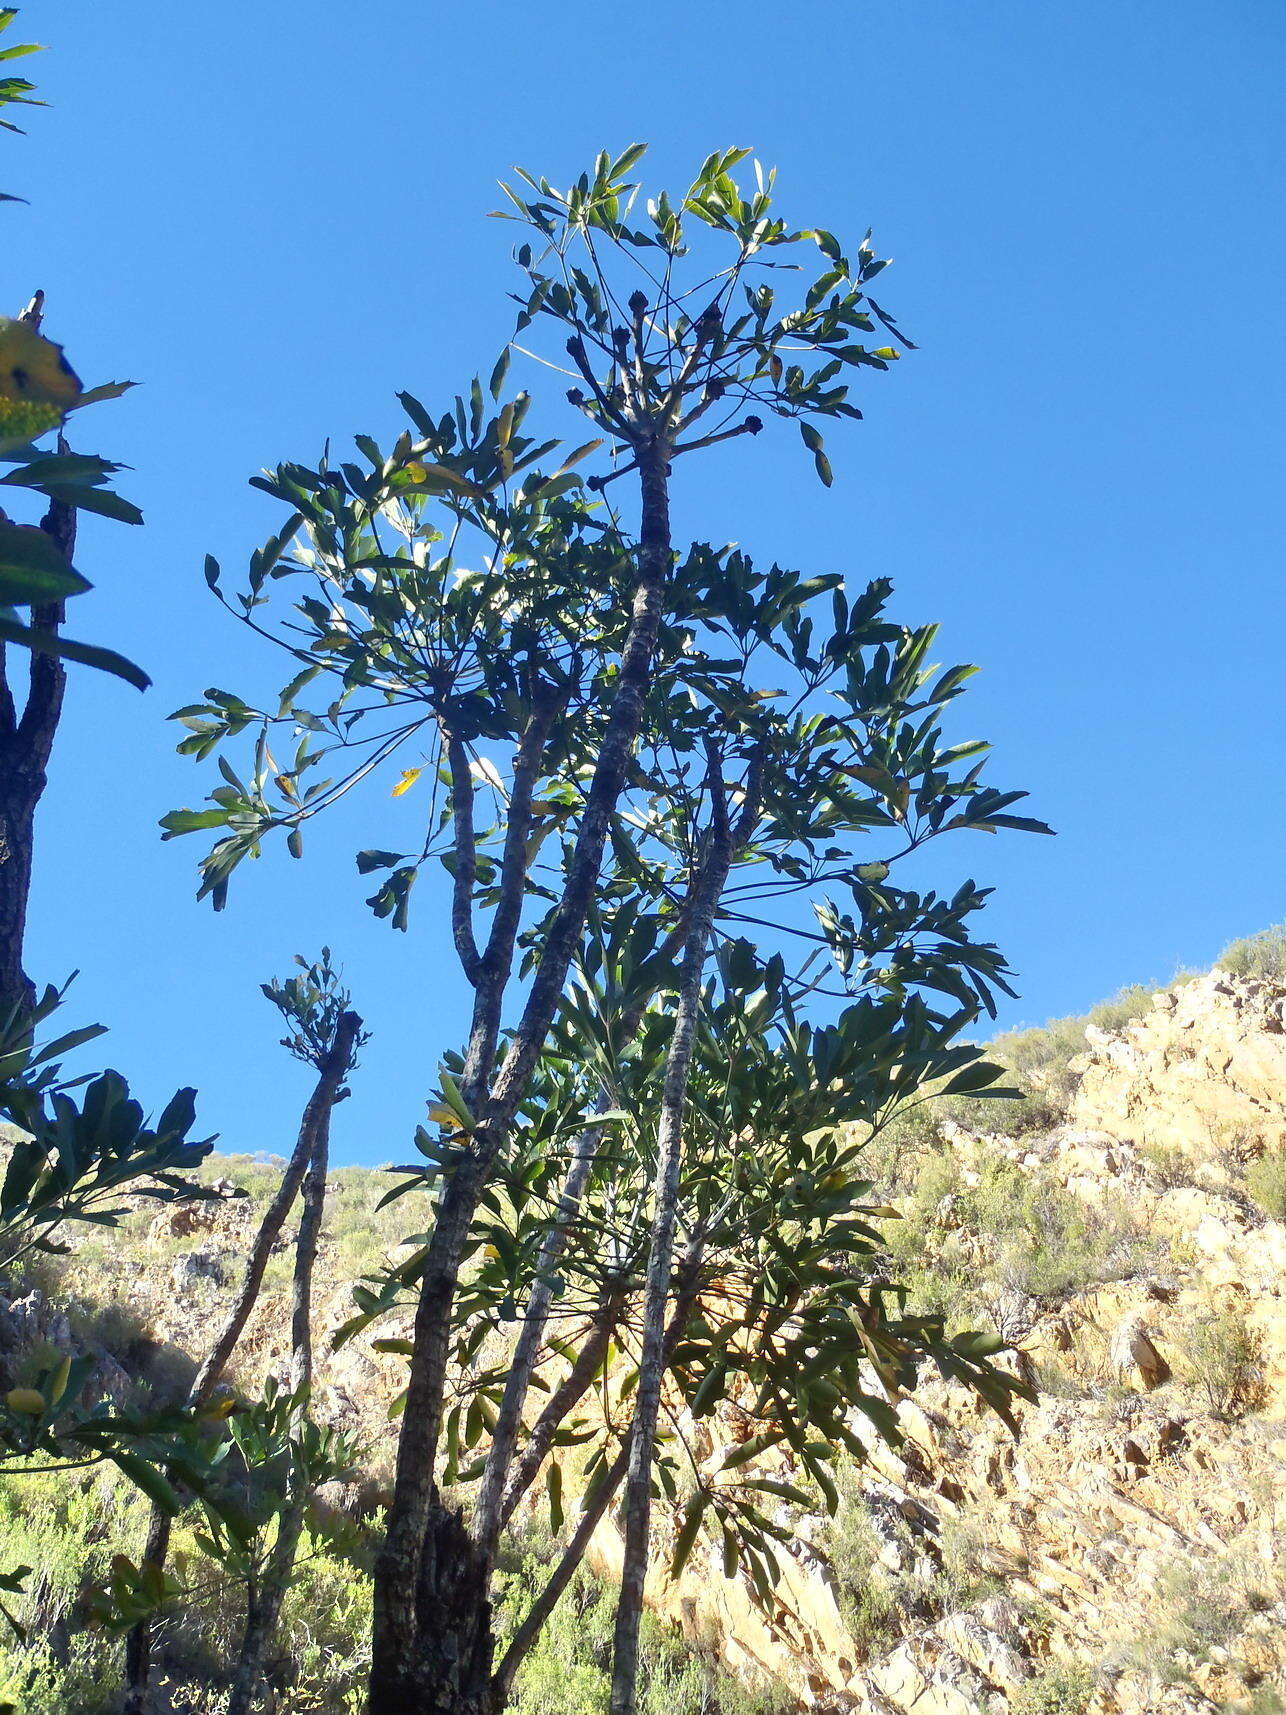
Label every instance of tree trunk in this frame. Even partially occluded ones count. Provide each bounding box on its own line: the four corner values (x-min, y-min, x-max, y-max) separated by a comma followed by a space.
123, 1011, 360, 1715
0, 491, 72, 1017
368, 438, 672, 1714
607, 865, 727, 1715
226, 1070, 333, 1715
490, 1274, 701, 1713
608, 744, 763, 1715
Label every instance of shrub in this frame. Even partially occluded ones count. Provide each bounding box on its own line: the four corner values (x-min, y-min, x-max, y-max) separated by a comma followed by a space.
822, 1475, 998, 1656
1125, 1556, 1280, 1690
1246, 1151, 1286, 1220
881, 1149, 1151, 1326
870, 981, 1157, 1156
1218, 925, 1286, 986
1175, 1301, 1266, 1418
1011, 1661, 1095, 1715
0, 1467, 371, 1714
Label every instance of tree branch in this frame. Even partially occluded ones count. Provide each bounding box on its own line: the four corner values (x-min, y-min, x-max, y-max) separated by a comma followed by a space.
446, 731, 483, 988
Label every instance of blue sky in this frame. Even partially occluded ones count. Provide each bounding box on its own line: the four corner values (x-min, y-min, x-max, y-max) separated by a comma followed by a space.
5, 1, 1284, 1164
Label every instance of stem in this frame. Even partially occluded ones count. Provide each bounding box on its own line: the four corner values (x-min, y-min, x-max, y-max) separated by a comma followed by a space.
0, 481, 73, 1015
493, 1306, 616, 1538
491, 1276, 700, 1710
474, 1126, 607, 1556
369, 436, 672, 1710
226, 1103, 330, 1715
609, 751, 762, 1715
123, 1012, 360, 1715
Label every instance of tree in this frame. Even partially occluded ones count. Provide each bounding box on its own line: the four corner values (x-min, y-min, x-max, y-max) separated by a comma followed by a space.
340, 560, 1043, 1711
164, 145, 1043, 1712
1, 9, 149, 1011
122, 953, 364, 1714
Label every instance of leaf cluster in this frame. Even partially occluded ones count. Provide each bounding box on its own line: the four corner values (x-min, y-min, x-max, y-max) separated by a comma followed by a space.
0, 983, 216, 1269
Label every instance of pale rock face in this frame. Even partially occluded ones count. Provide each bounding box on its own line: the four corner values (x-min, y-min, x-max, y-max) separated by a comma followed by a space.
1108, 1312, 1168, 1390
1072, 969, 1286, 1158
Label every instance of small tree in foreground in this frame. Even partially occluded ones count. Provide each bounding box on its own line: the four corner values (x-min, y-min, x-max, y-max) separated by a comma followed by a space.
165, 146, 1046, 1712
121, 954, 364, 1713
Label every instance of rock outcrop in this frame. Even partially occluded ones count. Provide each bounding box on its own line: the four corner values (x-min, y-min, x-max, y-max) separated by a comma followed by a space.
1073, 969, 1286, 1161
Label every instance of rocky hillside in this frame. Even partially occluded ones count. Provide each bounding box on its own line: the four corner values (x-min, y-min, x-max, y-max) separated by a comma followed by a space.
1, 955, 1284, 1715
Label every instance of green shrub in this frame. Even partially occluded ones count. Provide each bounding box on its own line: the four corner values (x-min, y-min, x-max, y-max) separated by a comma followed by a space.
1175, 1301, 1265, 1418
880, 1149, 1151, 1327
869, 982, 1157, 1157
1011, 1661, 1095, 1715
0, 1466, 371, 1714
822, 1476, 998, 1656
1125, 1556, 1280, 1690
1246, 1151, 1286, 1220
1218, 925, 1286, 986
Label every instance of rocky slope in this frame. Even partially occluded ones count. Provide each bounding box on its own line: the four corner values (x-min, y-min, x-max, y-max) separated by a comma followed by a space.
4, 967, 1284, 1715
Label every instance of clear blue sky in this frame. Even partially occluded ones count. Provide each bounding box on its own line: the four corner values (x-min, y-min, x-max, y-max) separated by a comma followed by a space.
6, 1, 1284, 1165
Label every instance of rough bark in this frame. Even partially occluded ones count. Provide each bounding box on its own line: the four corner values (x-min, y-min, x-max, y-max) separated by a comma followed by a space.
609, 753, 761, 1715
368, 439, 672, 1714
226, 1100, 332, 1715
123, 1012, 360, 1715
0, 490, 72, 1016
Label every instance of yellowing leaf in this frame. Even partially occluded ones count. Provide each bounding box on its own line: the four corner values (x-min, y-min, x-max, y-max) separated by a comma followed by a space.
5, 1388, 45, 1416
391, 768, 422, 798
0, 318, 83, 452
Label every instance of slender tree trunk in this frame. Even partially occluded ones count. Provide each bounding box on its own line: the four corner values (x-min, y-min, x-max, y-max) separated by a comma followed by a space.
368, 439, 672, 1715
477, 913, 693, 1554
123, 1012, 360, 1715
0, 492, 71, 1017
474, 1124, 606, 1554
608, 743, 763, 1715
490, 1275, 701, 1713
607, 867, 728, 1715
226, 1102, 332, 1715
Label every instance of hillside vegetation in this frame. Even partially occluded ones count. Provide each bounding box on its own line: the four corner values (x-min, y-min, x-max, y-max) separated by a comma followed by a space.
0, 931, 1282, 1713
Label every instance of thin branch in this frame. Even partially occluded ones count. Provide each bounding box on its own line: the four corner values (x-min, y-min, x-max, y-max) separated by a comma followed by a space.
445, 731, 483, 987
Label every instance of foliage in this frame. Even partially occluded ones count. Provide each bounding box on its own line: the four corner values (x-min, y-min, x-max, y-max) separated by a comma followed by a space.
0, 8, 147, 685
0, 7, 42, 205
87, 1378, 365, 1631
0, 983, 214, 1268
878, 1146, 1149, 1326
1123, 1554, 1281, 1692
261, 947, 369, 1074
155, 142, 1050, 1711
1218, 924, 1286, 986
494, 1531, 790, 1715
0, 1465, 371, 1713
346, 924, 1034, 1622
0, 985, 232, 1624
1174, 1298, 1265, 1418
1010, 1661, 1095, 1715
1245, 1150, 1286, 1220
823, 1472, 998, 1655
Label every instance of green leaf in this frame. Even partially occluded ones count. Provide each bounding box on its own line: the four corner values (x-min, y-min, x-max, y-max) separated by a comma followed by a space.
0, 520, 89, 604
0, 615, 150, 690
108, 1451, 180, 1515
671, 1492, 708, 1578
